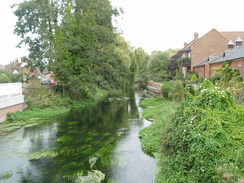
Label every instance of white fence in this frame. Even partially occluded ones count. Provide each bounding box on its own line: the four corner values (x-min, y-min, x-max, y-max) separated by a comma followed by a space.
0, 83, 24, 109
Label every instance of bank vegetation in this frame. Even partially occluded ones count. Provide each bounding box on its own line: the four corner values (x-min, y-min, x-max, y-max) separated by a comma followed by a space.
140, 65, 244, 182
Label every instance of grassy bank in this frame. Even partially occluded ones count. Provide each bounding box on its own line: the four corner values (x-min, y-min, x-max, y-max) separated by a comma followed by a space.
139, 98, 178, 156
0, 88, 108, 134
140, 80, 244, 182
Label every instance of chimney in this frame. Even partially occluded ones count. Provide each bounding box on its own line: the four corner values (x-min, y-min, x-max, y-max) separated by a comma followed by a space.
15, 58, 19, 66
194, 32, 199, 40
228, 40, 234, 50
236, 36, 243, 47
184, 42, 187, 47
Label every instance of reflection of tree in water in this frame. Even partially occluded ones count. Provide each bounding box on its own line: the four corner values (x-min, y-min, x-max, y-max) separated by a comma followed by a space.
20, 97, 137, 182
24, 124, 58, 153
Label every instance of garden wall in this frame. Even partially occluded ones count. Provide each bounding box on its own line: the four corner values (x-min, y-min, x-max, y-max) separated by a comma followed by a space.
147, 80, 163, 97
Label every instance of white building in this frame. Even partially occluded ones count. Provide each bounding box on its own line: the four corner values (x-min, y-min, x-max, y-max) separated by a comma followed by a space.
0, 83, 24, 122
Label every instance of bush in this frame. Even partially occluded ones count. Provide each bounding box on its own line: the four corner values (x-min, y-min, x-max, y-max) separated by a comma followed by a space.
9, 72, 26, 83
162, 81, 186, 102
0, 73, 10, 83
158, 80, 243, 182
190, 74, 198, 81
209, 63, 243, 89
184, 71, 198, 81
26, 81, 56, 109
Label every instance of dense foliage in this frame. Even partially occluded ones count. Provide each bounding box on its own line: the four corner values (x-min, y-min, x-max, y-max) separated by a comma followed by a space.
209, 62, 244, 90
147, 51, 171, 81
136, 49, 177, 89
12, 0, 136, 99
140, 79, 243, 182
158, 80, 244, 182
161, 80, 186, 102
0, 69, 26, 83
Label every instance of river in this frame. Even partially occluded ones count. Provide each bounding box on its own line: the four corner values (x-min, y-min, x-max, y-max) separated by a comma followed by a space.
0, 91, 156, 183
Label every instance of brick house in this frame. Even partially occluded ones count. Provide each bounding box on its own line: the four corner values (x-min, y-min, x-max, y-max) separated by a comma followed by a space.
210, 45, 244, 79
6, 59, 29, 74
168, 28, 244, 75
193, 37, 244, 79
193, 52, 223, 77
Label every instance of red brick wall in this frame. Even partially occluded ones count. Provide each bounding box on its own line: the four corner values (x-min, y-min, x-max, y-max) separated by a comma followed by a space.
0, 104, 23, 122
194, 66, 205, 77
147, 80, 163, 97
147, 80, 163, 90
205, 63, 211, 77
230, 59, 244, 79
209, 60, 244, 79
210, 63, 222, 76
191, 29, 228, 69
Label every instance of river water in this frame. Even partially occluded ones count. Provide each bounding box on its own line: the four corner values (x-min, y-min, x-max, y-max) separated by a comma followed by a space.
0, 91, 156, 183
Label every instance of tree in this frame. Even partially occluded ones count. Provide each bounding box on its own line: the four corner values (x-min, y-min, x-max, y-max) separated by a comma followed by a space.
13, 0, 135, 99
51, 0, 132, 98
147, 51, 171, 81
130, 47, 149, 78
12, 0, 59, 72
51, 1, 97, 99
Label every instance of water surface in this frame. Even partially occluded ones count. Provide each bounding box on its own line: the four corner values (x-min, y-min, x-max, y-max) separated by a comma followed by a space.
0, 91, 156, 182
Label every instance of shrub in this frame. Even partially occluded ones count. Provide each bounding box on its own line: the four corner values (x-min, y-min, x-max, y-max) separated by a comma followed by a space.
190, 74, 198, 81
184, 71, 198, 81
0, 73, 10, 83
162, 80, 186, 102
158, 80, 243, 182
185, 84, 195, 95
209, 62, 243, 89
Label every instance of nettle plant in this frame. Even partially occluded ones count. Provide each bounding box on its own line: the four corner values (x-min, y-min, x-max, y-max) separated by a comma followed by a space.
161, 80, 243, 182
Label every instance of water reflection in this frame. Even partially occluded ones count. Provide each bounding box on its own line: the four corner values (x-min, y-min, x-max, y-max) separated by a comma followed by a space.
0, 91, 156, 183
108, 92, 156, 183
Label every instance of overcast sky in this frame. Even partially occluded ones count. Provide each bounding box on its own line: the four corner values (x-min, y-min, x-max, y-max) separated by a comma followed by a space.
1, 0, 244, 65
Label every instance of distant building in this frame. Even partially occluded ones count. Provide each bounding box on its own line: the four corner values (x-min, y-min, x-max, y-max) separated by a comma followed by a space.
168, 28, 244, 77
6, 59, 29, 74
193, 37, 244, 79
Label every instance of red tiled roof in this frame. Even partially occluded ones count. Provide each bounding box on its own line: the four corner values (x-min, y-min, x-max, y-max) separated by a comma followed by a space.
181, 29, 244, 52
220, 32, 244, 42
7, 66, 21, 73
181, 29, 218, 51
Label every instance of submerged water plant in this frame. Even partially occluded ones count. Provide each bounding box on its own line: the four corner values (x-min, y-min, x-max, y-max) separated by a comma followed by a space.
74, 170, 105, 183
0, 171, 13, 181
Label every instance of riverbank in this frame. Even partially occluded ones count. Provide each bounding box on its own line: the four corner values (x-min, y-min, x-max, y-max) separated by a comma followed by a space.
0, 89, 108, 134
139, 98, 178, 156
139, 81, 244, 182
